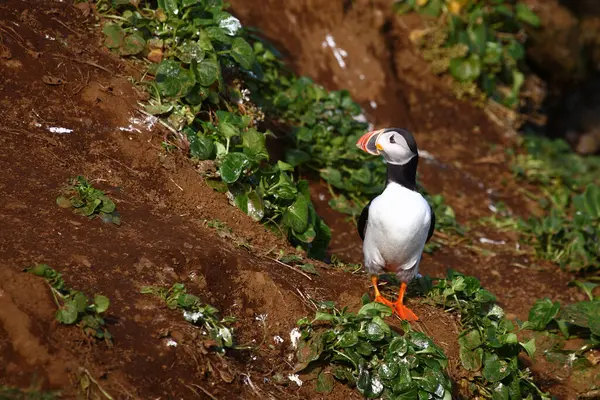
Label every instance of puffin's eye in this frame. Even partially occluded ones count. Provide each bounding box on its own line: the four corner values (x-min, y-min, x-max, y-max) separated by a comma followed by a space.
389, 135, 396, 144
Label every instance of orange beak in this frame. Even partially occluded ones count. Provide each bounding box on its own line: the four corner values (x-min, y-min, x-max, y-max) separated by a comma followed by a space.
356, 129, 385, 155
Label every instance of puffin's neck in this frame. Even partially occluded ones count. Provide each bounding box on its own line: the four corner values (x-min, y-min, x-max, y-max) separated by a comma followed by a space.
386, 156, 418, 191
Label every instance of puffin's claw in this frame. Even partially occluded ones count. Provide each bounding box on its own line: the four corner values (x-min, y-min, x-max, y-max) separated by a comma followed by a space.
372, 276, 419, 321
373, 294, 394, 308
392, 302, 419, 321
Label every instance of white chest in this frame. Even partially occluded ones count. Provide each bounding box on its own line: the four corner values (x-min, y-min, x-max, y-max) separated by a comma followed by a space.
363, 183, 431, 274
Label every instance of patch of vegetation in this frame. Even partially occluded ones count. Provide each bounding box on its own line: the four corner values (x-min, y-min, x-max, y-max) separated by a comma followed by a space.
419, 270, 550, 399
56, 176, 120, 225
264, 75, 462, 239
524, 297, 599, 358
0, 386, 58, 400
519, 184, 600, 272
25, 263, 112, 345
294, 300, 452, 399
276, 250, 320, 275
98, 0, 330, 257
97, 0, 459, 258
204, 218, 252, 249
396, 0, 540, 108
141, 282, 237, 352
511, 135, 600, 196
509, 135, 600, 273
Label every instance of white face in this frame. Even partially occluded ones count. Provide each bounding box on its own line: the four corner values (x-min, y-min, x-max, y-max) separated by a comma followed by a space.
375, 130, 417, 165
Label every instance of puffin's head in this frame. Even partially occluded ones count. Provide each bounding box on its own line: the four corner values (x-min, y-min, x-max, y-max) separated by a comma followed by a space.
356, 128, 418, 165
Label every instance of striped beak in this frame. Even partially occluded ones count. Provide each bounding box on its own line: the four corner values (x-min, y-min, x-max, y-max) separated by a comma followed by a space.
356, 129, 385, 155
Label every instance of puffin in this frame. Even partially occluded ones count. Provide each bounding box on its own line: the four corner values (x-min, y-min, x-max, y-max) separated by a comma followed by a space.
356, 128, 435, 321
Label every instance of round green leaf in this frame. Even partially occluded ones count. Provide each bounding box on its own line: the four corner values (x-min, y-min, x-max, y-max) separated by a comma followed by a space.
365, 321, 385, 341
482, 353, 510, 382
458, 329, 482, 350
94, 295, 110, 313
379, 361, 398, 380
338, 330, 359, 348
218, 121, 239, 139
81, 198, 101, 216
102, 23, 125, 49
358, 302, 393, 318
155, 60, 196, 98
526, 298, 560, 331
316, 371, 334, 394
56, 196, 72, 208
282, 193, 309, 233
392, 366, 413, 393
194, 59, 220, 87
449, 54, 482, 82
73, 292, 88, 313
26, 263, 50, 277
388, 336, 408, 357
56, 301, 79, 325
242, 128, 268, 161
459, 345, 483, 371
491, 382, 510, 400
190, 135, 215, 160
230, 37, 255, 70
121, 32, 146, 56
99, 196, 116, 213
355, 340, 375, 356
176, 40, 205, 64
219, 152, 249, 184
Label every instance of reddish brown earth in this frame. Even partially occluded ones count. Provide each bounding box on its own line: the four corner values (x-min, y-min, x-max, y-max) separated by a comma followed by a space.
0, 0, 597, 399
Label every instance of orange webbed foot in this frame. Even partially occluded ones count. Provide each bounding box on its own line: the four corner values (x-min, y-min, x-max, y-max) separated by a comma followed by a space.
392, 301, 419, 321
374, 294, 394, 308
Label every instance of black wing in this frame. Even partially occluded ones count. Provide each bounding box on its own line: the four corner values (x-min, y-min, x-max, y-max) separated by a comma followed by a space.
357, 200, 372, 241
426, 203, 435, 243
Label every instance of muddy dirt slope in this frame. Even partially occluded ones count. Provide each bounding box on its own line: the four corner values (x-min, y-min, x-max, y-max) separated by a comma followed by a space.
0, 0, 594, 399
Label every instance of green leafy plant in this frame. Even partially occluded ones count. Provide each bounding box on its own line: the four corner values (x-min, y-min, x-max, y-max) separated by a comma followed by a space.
294, 301, 452, 399
511, 135, 600, 195
25, 263, 112, 345
396, 0, 540, 108
275, 250, 320, 275
141, 283, 236, 352
98, 0, 331, 258
506, 135, 600, 273
56, 176, 120, 225
98, 0, 459, 257
524, 298, 600, 356
263, 74, 462, 237
519, 183, 600, 272
422, 270, 549, 399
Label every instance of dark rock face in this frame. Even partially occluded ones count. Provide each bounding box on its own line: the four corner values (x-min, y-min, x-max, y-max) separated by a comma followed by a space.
524, 0, 600, 154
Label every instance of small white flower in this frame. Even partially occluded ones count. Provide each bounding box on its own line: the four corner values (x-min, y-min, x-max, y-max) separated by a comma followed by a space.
48, 127, 73, 134
288, 374, 303, 387
183, 310, 203, 323
219, 16, 242, 36
290, 328, 301, 348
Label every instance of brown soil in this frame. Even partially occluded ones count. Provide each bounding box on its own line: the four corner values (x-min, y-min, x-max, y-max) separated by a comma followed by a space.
0, 0, 597, 399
